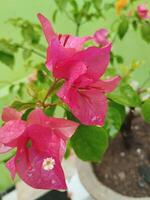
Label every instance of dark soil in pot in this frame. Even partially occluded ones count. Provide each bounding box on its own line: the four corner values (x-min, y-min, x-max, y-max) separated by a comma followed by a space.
93, 116, 150, 197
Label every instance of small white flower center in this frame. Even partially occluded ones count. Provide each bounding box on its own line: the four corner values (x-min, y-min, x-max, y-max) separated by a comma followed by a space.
42, 157, 55, 171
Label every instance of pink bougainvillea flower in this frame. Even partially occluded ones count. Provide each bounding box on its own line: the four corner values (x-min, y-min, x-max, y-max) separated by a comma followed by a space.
93, 28, 110, 47
50, 41, 112, 81
2, 107, 22, 122
58, 76, 120, 126
56, 43, 120, 126
37, 13, 90, 50
37, 13, 90, 71
0, 108, 78, 190
137, 4, 150, 19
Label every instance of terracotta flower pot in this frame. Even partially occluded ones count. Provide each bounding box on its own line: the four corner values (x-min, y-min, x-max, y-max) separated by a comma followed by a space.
76, 159, 150, 200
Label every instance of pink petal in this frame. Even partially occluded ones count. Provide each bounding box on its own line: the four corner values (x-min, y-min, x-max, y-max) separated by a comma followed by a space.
90, 76, 121, 93
137, 5, 150, 19
37, 13, 56, 44
46, 38, 75, 73
94, 28, 110, 46
27, 125, 61, 154
59, 34, 91, 50
0, 120, 26, 146
27, 124, 67, 161
72, 44, 112, 80
0, 143, 12, 153
59, 85, 107, 126
2, 107, 22, 122
15, 138, 67, 190
6, 157, 16, 179
54, 60, 87, 83
28, 109, 79, 141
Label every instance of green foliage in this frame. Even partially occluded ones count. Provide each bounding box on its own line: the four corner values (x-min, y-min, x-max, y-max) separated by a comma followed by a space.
118, 16, 129, 39
11, 100, 35, 111
108, 82, 141, 107
104, 101, 125, 138
65, 109, 80, 123
0, 149, 16, 163
141, 21, 150, 43
0, 163, 14, 192
141, 99, 150, 123
54, 0, 103, 27
9, 18, 41, 44
0, 39, 18, 68
21, 108, 34, 120
71, 125, 108, 162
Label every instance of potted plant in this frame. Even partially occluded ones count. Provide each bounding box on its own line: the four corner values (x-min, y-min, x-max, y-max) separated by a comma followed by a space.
0, 0, 150, 199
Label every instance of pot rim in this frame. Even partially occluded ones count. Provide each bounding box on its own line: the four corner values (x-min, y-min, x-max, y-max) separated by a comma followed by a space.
76, 159, 150, 200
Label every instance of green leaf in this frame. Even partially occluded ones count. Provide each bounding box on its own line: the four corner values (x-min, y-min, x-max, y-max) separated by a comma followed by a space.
0, 39, 18, 53
0, 163, 14, 192
108, 83, 141, 107
17, 82, 25, 97
11, 101, 35, 111
141, 99, 150, 123
37, 70, 45, 83
109, 101, 126, 122
64, 141, 71, 159
0, 51, 14, 68
116, 55, 124, 64
70, 0, 78, 11
21, 108, 34, 120
21, 22, 41, 44
0, 149, 16, 163
118, 17, 129, 39
44, 106, 56, 117
0, 39, 17, 68
65, 110, 80, 123
71, 125, 108, 162
81, 1, 91, 15
141, 21, 150, 43
52, 9, 58, 22
104, 102, 125, 138
132, 20, 138, 31
55, 0, 68, 10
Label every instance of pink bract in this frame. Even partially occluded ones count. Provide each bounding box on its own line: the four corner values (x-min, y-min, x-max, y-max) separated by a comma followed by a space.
2, 107, 22, 122
137, 4, 150, 19
37, 13, 90, 72
0, 108, 79, 190
58, 76, 121, 126
93, 28, 110, 47
55, 42, 121, 126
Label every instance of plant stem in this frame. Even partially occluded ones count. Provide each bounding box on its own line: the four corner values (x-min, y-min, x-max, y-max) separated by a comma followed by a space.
42, 79, 59, 104
121, 108, 134, 149
17, 45, 46, 59
75, 23, 80, 36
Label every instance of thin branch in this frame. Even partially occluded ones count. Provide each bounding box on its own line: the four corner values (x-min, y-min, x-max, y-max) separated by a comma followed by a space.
17, 45, 46, 59
42, 79, 59, 104
75, 23, 81, 36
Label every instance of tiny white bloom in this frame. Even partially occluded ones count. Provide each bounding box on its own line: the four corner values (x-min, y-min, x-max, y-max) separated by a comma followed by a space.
42, 157, 55, 171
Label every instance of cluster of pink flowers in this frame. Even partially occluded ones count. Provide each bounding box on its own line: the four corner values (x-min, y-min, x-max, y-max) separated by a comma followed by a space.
0, 108, 78, 189
38, 14, 120, 126
137, 4, 150, 20
0, 13, 120, 190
